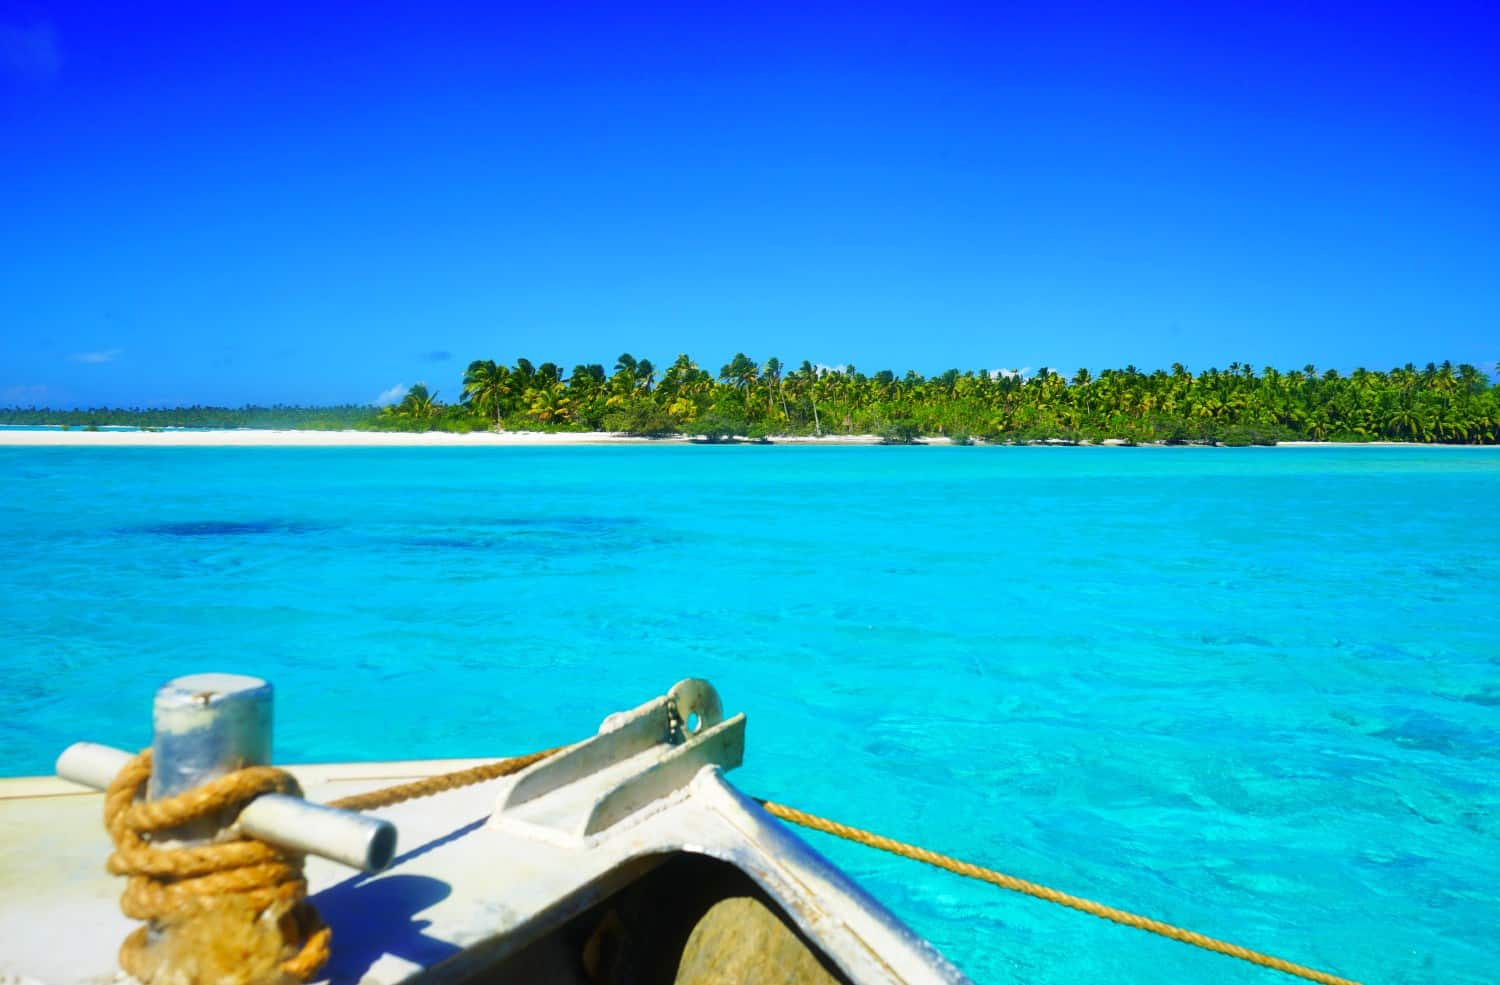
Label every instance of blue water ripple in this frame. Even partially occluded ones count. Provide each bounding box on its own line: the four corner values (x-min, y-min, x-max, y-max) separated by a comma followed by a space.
1, 445, 1497, 983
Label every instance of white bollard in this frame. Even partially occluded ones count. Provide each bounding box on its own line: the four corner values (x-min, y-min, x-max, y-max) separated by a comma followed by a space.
55, 672, 397, 872
149, 673, 273, 800
149, 674, 273, 844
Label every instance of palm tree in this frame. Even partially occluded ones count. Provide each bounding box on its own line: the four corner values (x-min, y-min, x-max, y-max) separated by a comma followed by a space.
568, 364, 606, 394
719, 354, 759, 411
762, 357, 790, 419
462, 360, 511, 425
1383, 402, 1430, 441
527, 382, 574, 424
397, 384, 440, 419
409, 350, 1500, 443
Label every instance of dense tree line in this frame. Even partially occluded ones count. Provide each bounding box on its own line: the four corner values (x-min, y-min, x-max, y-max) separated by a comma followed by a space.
6, 358, 1496, 444
0, 404, 376, 430
411, 355, 1498, 444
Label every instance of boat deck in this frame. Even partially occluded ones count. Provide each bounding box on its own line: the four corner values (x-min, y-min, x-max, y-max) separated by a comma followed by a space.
1, 758, 505, 984
0, 755, 968, 985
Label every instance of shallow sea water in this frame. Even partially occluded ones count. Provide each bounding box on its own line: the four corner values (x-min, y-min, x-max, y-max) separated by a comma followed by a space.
2, 445, 1497, 984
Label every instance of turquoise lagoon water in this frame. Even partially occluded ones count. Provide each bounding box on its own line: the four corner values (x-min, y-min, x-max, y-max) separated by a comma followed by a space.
2, 446, 1497, 984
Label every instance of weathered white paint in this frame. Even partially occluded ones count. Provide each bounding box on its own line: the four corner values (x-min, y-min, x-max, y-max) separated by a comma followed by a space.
4, 680, 973, 985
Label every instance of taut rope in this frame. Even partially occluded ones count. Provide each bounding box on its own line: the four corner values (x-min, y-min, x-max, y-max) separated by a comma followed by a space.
105, 746, 1361, 985
323, 747, 561, 812
759, 800, 1361, 985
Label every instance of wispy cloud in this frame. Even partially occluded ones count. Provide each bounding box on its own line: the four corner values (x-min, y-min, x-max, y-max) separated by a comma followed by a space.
0, 21, 60, 82
1, 383, 49, 405
422, 350, 452, 362
375, 383, 406, 406
71, 348, 122, 364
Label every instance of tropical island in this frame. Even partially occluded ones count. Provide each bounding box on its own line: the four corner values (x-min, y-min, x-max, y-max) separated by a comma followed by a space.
4, 356, 1497, 446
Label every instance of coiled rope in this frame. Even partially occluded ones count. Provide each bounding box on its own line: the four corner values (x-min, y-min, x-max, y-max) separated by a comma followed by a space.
103, 747, 555, 985
104, 750, 330, 985
106, 746, 1360, 985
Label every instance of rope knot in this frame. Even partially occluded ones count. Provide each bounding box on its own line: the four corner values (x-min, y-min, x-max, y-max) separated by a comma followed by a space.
103, 750, 330, 985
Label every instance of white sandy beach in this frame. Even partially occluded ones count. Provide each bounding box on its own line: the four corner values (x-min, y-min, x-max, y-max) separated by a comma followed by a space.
0, 429, 1480, 448
0, 429, 894, 447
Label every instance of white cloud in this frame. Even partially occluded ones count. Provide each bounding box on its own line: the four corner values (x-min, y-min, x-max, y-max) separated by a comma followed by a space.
0, 21, 60, 82
70, 349, 122, 364
989, 367, 1029, 380
374, 383, 406, 406
813, 363, 850, 376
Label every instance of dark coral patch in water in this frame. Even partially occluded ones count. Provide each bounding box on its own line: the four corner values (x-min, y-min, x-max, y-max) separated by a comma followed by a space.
1371, 712, 1487, 758
402, 536, 502, 551
133, 520, 323, 537
486, 515, 640, 531
395, 516, 664, 557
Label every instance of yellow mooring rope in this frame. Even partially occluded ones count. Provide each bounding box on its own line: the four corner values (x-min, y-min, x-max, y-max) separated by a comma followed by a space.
759, 799, 1362, 985
104, 749, 331, 985
105, 746, 1361, 985
324, 746, 563, 812
102, 748, 556, 985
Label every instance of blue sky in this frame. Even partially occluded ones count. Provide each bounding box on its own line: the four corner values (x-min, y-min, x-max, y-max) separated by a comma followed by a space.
2, 2, 1497, 407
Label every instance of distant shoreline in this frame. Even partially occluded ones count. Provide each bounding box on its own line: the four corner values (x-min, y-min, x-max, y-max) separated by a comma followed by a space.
0, 429, 1494, 448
